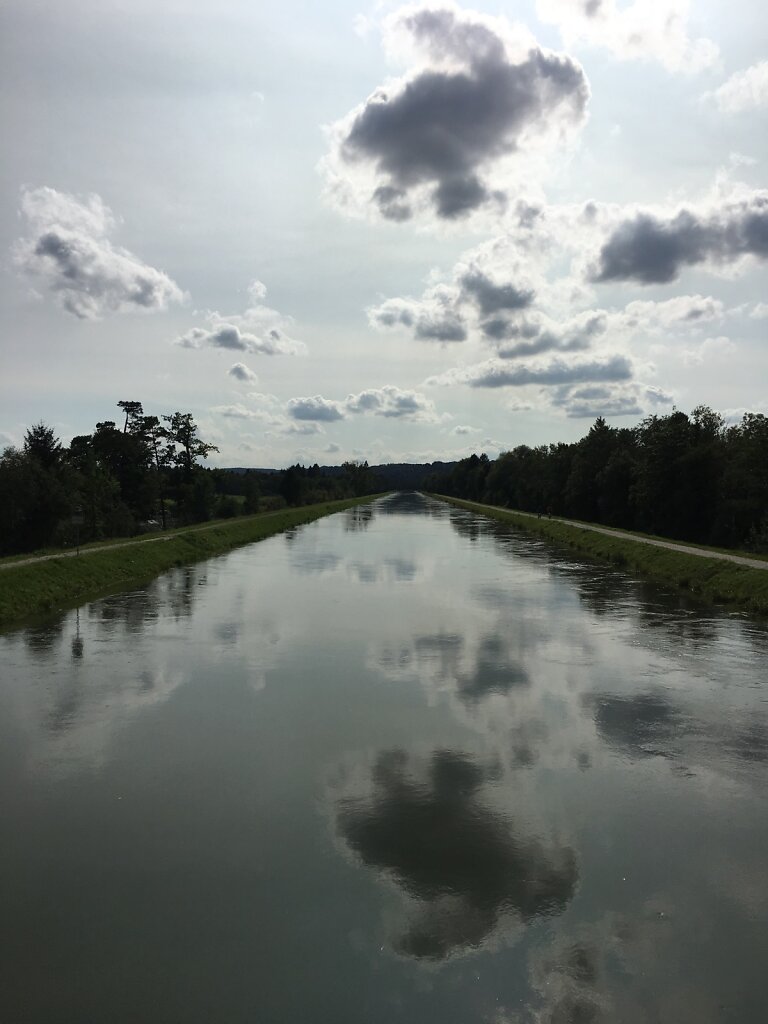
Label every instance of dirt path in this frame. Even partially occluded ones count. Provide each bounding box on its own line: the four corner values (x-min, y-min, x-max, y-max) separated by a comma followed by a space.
451, 499, 768, 572
0, 512, 286, 572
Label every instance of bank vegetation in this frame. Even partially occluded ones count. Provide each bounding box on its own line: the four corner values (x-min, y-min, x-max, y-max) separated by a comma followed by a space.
0, 496, 382, 629
438, 496, 768, 616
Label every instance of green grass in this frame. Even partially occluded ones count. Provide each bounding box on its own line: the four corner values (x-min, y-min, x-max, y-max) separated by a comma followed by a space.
435, 495, 768, 617
0, 495, 386, 629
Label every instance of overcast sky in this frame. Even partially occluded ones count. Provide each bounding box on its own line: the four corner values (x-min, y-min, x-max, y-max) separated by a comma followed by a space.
1, 0, 766, 467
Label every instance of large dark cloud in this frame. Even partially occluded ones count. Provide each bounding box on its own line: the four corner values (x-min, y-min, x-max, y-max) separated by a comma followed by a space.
459, 269, 535, 316
591, 194, 768, 284
333, 748, 577, 959
15, 187, 184, 319
330, 6, 588, 221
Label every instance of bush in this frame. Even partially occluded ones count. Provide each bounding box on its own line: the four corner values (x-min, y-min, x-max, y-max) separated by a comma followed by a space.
260, 494, 287, 512
217, 495, 241, 519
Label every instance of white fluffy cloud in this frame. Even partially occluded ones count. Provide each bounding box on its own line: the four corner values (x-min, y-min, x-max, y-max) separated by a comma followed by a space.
284, 385, 441, 424
287, 396, 345, 422
322, 3, 588, 223
228, 363, 259, 384
612, 294, 724, 329
709, 61, 768, 113
536, 0, 718, 73
345, 385, 439, 420
680, 334, 736, 366
175, 281, 305, 356
13, 187, 184, 319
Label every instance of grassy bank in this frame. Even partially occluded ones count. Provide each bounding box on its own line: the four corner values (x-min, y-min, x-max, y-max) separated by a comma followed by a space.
435, 495, 768, 617
0, 495, 384, 630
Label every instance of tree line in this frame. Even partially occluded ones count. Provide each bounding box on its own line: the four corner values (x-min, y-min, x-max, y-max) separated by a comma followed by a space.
0, 401, 376, 556
427, 406, 768, 552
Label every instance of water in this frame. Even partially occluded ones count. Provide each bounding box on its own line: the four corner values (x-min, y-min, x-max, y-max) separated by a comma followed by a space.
2, 493, 767, 1023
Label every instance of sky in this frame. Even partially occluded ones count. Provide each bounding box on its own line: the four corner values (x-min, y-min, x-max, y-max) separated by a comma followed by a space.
1, 0, 766, 468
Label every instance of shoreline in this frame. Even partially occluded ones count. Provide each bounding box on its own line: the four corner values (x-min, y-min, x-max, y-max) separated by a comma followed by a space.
0, 495, 385, 630
434, 495, 768, 617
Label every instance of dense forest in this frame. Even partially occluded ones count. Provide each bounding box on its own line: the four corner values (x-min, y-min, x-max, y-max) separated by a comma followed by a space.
0, 401, 379, 556
3, 401, 767, 557
428, 406, 768, 552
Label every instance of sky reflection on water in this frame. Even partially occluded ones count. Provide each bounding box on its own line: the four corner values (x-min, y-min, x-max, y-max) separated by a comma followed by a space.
1, 493, 767, 1023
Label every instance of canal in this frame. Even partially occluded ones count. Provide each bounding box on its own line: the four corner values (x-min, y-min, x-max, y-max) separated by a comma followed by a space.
2, 493, 767, 1022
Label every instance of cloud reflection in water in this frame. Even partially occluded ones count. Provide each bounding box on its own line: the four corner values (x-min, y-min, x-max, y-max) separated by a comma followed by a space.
332, 748, 577, 961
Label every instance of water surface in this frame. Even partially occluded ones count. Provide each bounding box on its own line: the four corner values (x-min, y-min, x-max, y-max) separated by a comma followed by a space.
2, 494, 767, 1022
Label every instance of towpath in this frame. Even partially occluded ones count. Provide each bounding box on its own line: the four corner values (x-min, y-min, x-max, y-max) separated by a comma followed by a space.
0, 512, 287, 572
443, 498, 768, 572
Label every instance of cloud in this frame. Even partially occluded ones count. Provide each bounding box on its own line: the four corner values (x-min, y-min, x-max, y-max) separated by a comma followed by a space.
283, 386, 441, 425
709, 61, 768, 113
178, 324, 295, 355
536, 0, 718, 73
282, 421, 324, 435
209, 403, 273, 421
551, 383, 641, 418
589, 192, 768, 284
459, 353, 633, 389
459, 269, 535, 316
644, 385, 674, 406
330, 748, 577, 959
14, 186, 184, 319
368, 243, 541, 347
175, 280, 305, 355
496, 311, 607, 358
451, 424, 480, 436
287, 396, 345, 422
614, 294, 724, 328
429, 355, 676, 421
368, 291, 468, 342
345, 385, 440, 420
549, 380, 674, 418
681, 334, 736, 367
322, 3, 588, 222
227, 362, 259, 384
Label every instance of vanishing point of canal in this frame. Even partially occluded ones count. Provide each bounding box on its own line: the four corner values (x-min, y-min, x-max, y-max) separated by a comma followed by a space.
2, 493, 767, 1023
